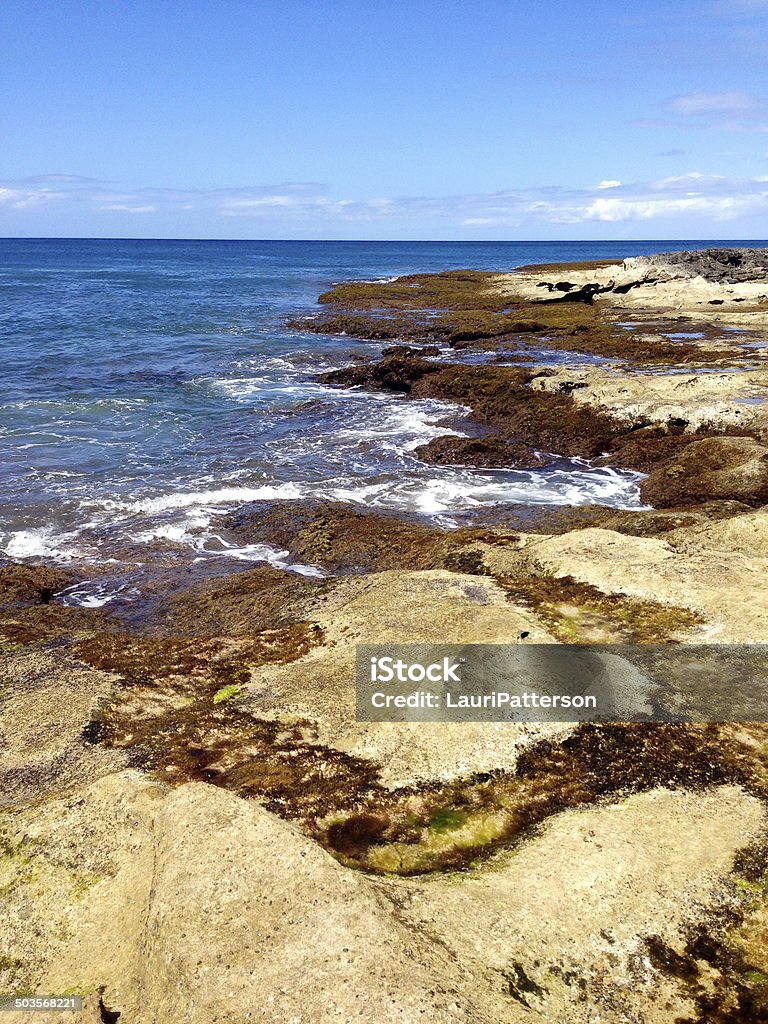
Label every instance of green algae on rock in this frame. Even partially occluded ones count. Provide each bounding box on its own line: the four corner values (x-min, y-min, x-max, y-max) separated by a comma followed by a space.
318, 721, 768, 875
294, 268, 713, 362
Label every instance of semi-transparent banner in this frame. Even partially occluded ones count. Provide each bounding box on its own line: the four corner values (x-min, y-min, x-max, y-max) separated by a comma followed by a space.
356, 644, 768, 722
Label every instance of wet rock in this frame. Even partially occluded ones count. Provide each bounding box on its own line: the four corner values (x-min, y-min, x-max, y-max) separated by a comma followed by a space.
0, 564, 76, 607
223, 500, 456, 574
155, 564, 322, 635
413, 435, 549, 469
595, 508, 710, 536
641, 436, 768, 508
0, 564, 122, 645
381, 343, 441, 357
322, 352, 442, 393
0, 604, 117, 646
444, 502, 621, 533
324, 358, 623, 459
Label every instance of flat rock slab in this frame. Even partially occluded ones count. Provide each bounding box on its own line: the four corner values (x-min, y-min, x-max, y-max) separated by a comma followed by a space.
515, 520, 768, 642
247, 569, 568, 788
496, 249, 768, 313
530, 365, 768, 435
400, 786, 765, 1022
0, 648, 124, 808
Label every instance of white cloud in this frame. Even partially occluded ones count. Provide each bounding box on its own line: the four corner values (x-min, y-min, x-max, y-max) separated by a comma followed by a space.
663, 90, 768, 131
457, 173, 768, 227
100, 203, 156, 214
0, 185, 58, 210
580, 193, 764, 222
671, 90, 761, 115
222, 195, 305, 210
20, 174, 106, 186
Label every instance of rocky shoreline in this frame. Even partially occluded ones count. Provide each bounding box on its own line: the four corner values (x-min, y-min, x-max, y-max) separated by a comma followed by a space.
3, 250, 768, 1022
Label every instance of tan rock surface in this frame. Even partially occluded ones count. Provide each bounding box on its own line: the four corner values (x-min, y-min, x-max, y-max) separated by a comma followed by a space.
0, 772, 509, 1024
1, 773, 761, 1024
0, 647, 124, 808
493, 257, 768, 313
400, 786, 765, 1022
666, 506, 768, 556
511, 521, 768, 642
530, 364, 768, 434
248, 569, 568, 788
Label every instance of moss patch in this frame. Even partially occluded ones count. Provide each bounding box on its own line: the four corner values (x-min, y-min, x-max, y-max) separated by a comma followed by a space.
212, 683, 245, 704
318, 722, 768, 876
495, 574, 702, 643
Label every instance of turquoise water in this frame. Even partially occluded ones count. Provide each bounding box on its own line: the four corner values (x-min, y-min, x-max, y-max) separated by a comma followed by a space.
1, 238, 760, 590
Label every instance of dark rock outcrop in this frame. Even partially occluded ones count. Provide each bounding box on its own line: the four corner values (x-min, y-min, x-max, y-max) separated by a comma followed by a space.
641, 436, 768, 508
413, 435, 549, 469
636, 247, 768, 284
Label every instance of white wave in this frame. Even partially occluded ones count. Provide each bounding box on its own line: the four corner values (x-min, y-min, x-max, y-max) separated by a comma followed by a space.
125, 482, 305, 515
1, 526, 80, 561
214, 378, 334, 402
231, 355, 296, 371
60, 580, 139, 608
207, 375, 393, 405
334, 399, 469, 453
314, 466, 646, 517
129, 522, 195, 544
119, 512, 327, 578
322, 481, 392, 503
211, 538, 325, 577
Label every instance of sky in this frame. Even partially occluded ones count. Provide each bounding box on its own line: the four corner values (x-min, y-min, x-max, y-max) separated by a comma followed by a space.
3, 0, 768, 240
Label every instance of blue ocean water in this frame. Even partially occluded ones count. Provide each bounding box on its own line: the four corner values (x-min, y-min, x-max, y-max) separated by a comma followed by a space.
0, 237, 760, 591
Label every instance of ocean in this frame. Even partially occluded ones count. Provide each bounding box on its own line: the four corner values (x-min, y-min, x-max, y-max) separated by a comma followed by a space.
0, 237, 759, 603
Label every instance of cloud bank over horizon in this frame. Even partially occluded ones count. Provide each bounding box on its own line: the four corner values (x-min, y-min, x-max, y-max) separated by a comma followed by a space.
2, 171, 768, 240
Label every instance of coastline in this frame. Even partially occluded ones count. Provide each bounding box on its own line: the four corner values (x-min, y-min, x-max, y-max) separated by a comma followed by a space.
4, 247, 768, 1021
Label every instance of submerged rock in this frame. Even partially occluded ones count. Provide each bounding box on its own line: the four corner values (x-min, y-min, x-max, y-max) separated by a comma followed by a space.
224, 500, 477, 575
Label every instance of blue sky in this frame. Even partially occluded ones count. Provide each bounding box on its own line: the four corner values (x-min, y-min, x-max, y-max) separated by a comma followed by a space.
3, 0, 768, 239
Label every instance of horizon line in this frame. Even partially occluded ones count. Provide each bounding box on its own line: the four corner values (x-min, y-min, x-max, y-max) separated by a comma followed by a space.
2, 236, 768, 244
